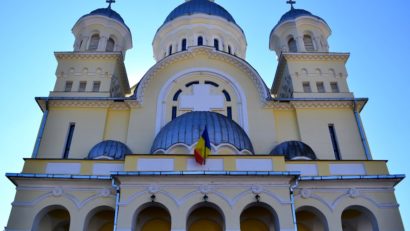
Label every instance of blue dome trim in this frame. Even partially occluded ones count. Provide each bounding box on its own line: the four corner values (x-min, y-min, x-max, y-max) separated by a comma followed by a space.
270, 141, 317, 160
79, 7, 130, 32
273, 8, 327, 30
151, 111, 254, 154
88, 140, 132, 160
164, 0, 237, 25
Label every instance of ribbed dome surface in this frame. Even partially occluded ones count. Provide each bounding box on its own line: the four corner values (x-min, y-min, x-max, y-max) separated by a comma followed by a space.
163, 0, 236, 24
88, 140, 132, 160
151, 111, 254, 153
270, 141, 317, 160
79, 7, 130, 31
274, 8, 327, 29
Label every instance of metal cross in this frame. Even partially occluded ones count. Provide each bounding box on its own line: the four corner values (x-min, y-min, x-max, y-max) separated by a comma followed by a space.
106, 0, 116, 8
286, 0, 296, 9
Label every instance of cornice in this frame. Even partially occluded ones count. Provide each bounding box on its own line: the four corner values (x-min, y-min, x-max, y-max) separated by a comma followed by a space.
264, 98, 367, 111
54, 52, 124, 61
35, 98, 139, 111
282, 52, 350, 63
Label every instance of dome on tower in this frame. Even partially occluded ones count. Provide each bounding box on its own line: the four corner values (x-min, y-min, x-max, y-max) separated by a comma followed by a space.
78, 7, 130, 32
163, 0, 237, 25
274, 8, 327, 29
151, 111, 254, 154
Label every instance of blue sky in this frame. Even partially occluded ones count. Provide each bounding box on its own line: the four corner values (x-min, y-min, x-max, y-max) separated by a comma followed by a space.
0, 0, 409, 229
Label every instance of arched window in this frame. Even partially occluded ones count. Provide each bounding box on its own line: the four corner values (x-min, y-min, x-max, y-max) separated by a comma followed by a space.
106, 38, 115, 52
304, 35, 315, 52
288, 37, 297, 52
88, 34, 100, 51
181, 39, 187, 51
214, 39, 219, 51
198, 36, 203, 46
168, 45, 173, 56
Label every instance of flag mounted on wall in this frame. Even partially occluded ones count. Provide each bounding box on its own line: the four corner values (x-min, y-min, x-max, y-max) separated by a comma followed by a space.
194, 128, 211, 165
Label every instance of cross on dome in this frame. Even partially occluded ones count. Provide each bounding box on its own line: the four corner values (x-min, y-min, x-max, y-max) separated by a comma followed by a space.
106, 0, 116, 8
286, 0, 296, 9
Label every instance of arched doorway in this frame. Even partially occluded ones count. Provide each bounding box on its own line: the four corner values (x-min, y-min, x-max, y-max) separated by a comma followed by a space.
85, 206, 115, 231
187, 203, 225, 231
134, 203, 171, 231
33, 205, 70, 231
240, 203, 279, 231
341, 206, 379, 231
296, 206, 329, 231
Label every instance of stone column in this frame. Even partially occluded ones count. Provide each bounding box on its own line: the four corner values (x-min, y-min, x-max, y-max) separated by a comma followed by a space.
98, 36, 108, 52
296, 36, 306, 52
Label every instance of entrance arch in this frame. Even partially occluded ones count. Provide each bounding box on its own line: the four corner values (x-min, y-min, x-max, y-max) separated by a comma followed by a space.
296, 206, 329, 231
240, 202, 279, 231
33, 205, 70, 231
187, 202, 225, 231
84, 206, 115, 231
134, 202, 171, 231
341, 205, 379, 231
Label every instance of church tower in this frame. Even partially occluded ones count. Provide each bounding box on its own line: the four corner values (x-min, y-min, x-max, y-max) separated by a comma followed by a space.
270, 2, 351, 99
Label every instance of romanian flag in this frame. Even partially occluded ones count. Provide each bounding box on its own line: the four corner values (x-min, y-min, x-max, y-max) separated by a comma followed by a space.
194, 128, 211, 165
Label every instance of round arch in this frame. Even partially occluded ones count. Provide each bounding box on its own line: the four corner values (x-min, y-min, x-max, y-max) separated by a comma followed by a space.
240, 202, 280, 231
32, 205, 71, 231
341, 205, 379, 231
187, 202, 225, 231
132, 202, 172, 231
296, 206, 329, 231
83, 205, 115, 231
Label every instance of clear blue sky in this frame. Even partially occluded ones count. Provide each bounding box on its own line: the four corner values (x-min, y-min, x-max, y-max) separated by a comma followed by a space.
0, 0, 409, 229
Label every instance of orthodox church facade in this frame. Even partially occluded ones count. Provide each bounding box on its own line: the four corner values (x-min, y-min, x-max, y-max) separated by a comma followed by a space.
5, 0, 405, 231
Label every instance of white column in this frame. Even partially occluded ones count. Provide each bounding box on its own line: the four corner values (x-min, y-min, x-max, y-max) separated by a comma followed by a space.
98, 36, 108, 52
296, 36, 306, 52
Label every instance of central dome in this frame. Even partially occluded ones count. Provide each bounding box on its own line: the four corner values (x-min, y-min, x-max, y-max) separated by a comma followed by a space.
151, 111, 254, 154
163, 0, 237, 25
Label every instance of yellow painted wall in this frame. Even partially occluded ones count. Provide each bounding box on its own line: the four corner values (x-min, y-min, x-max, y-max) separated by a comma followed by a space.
104, 109, 130, 143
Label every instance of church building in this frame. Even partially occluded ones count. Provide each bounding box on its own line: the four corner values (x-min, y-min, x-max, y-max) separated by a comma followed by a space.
5, 0, 405, 230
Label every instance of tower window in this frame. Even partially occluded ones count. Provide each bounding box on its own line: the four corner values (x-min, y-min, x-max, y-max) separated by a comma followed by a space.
92, 81, 101, 92
214, 39, 219, 51
316, 82, 325, 93
304, 35, 315, 52
79, 81, 87, 92
181, 39, 187, 51
106, 38, 115, 52
288, 37, 297, 52
329, 124, 341, 160
330, 82, 340, 93
198, 36, 203, 46
63, 123, 76, 159
168, 45, 173, 55
228, 45, 232, 54
88, 34, 100, 51
302, 82, 312, 93
64, 81, 73, 92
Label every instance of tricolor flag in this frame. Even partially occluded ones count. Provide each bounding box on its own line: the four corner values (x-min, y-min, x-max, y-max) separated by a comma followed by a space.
194, 128, 211, 165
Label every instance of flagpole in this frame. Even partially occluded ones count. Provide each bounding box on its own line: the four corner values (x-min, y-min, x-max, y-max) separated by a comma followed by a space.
203, 127, 206, 165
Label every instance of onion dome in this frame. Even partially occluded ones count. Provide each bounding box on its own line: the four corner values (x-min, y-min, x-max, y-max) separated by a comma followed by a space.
270, 141, 317, 160
274, 8, 327, 29
151, 111, 254, 154
78, 7, 130, 32
88, 140, 132, 160
164, 0, 237, 25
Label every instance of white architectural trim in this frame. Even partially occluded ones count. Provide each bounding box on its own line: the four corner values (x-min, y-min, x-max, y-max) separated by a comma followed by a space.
155, 68, 249, 134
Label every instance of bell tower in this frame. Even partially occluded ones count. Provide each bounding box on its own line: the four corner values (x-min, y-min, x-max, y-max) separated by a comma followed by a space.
50, 1, 132, 98
270, 1, 353, 99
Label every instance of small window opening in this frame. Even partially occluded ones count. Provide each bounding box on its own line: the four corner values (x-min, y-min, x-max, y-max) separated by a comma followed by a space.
168, 45, 173, 56
288, 37, 297, 52
302, 82, 312, 93
214, 39, 219, 51
198, 36, 203, 46
329, 124, 341, 160
79, 81, 87, 92
204, 81, 219, 87
173, 89, 182, 101
316, 82, 325, 93
181, 39, 187, 51
330, 82, 340, 93
63, 123, 76, 159
228, 45, 232, 54
185, 81, 200, 88
88, 34, 100, 51
172, 106, 177, 120
227, 107, 232, 120
304, 35, 315, 52
106, 38, 115, 52
222, 90, 231, 101
92, 81, 101, 92
64, 81, 73, 92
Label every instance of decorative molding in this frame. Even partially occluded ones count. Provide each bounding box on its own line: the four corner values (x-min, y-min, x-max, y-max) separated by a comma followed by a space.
55, 52, 124, 61
283, 53, 350, 63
